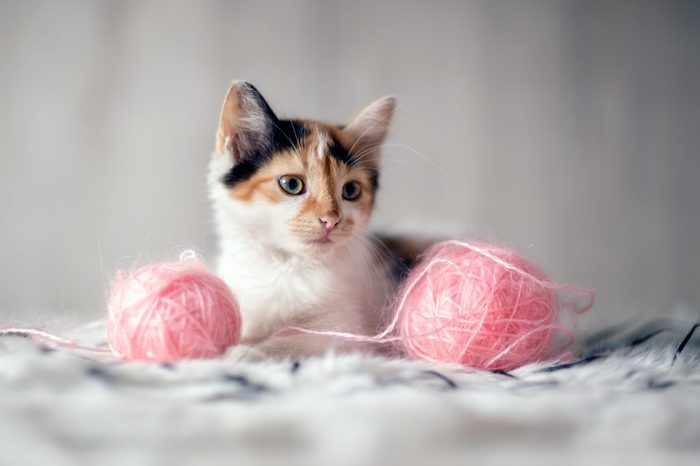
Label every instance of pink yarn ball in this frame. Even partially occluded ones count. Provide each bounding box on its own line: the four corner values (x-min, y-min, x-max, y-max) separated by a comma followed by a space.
398, 241, 560, 371
107, 256, 241, 363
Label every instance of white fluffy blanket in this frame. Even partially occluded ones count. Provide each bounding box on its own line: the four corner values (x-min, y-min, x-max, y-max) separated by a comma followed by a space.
1, 322, 699, 466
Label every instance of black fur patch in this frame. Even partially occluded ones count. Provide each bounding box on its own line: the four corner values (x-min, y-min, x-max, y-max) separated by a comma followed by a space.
222, 159, 261, 186
222, 119, 307, 187
369, 171, 379, 190
328, 140, 355, 166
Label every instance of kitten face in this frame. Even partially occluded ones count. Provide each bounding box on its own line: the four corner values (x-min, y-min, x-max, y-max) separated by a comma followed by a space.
212, 82, 395, 256
225, 124, 375, 254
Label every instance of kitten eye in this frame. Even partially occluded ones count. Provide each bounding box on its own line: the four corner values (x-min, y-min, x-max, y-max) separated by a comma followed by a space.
342, 181, 361, 201
278, 175, 305, 195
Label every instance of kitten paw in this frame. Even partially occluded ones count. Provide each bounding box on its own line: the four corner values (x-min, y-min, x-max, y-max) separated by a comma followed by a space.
224, 344, 267, 363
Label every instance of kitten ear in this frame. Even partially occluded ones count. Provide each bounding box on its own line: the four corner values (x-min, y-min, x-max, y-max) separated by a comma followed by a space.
343, 96, 396, 155
216, 81, 278, 162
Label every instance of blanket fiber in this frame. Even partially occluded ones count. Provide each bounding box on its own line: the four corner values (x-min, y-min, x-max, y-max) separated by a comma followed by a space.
0, 320, 699, 466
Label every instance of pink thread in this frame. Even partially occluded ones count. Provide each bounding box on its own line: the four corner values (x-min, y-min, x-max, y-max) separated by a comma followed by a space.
107, 253, 242, 362
0, 327, 112, 353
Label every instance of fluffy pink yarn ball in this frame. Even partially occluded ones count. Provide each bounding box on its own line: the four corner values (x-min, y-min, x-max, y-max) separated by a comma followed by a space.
107, 255, 241, 363
398, 241, 562, 371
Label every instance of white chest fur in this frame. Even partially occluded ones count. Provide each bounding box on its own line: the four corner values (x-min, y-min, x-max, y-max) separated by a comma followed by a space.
216, 231, 389, 344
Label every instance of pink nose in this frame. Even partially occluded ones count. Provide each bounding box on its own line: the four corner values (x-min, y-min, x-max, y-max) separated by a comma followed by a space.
319, 214, 341, 233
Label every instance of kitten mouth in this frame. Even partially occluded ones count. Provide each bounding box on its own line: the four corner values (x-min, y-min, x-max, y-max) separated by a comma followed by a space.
306, 236, 333, 245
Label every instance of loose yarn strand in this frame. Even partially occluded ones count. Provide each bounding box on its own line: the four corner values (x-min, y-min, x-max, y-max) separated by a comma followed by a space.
0, 328, 112, 353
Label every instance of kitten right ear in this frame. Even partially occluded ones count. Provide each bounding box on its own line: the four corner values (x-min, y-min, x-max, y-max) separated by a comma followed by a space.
216, 81, 278, 161
343, 96, 396, 155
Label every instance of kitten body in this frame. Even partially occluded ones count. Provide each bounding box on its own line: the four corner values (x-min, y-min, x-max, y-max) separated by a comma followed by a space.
208, 82, 396, 359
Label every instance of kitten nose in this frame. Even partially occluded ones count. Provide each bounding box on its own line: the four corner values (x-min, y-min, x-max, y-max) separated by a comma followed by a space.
319, 213, 341, 233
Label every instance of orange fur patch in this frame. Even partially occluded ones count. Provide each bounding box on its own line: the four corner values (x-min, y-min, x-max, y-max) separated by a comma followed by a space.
228, 151, 303, 203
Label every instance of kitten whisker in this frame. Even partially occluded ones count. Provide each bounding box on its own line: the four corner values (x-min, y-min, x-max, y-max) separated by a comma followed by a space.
289, 119, 302, 153
350, 142, 440, 177
348, 142, 385, 165
351, 156, 419, 176
345, 234, 378, 298
380, 143, 443, 174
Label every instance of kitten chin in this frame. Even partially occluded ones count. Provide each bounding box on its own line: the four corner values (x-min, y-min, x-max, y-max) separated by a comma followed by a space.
208, 81, 397, 359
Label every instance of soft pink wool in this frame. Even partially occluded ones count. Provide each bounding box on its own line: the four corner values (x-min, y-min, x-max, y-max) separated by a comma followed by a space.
107, 256, 241, 363
397, 241, 587, 371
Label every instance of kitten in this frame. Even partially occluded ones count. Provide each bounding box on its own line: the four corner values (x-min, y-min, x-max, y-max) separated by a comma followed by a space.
208, 81, 397, 360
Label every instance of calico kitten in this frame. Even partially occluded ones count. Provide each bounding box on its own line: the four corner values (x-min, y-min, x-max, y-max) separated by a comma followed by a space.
208, 81, 397, 360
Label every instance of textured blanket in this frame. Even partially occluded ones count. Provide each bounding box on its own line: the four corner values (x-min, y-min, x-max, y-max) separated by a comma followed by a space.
0, 321, 698, 466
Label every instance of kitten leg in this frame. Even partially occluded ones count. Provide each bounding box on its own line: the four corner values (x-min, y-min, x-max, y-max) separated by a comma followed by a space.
252, 332, 371, 360
224, 343, 268, 363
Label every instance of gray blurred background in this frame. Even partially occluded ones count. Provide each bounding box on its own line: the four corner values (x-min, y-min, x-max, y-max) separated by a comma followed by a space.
1, 0, 698, 330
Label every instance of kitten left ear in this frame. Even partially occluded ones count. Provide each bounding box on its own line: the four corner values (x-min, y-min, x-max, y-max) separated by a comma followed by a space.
343, 96, 396, 155
215, 80, 278, 162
